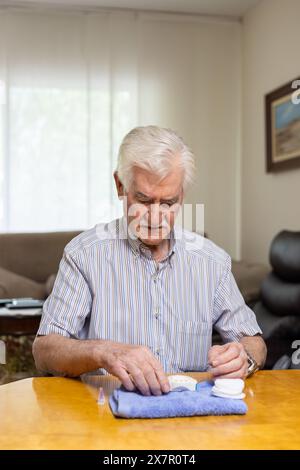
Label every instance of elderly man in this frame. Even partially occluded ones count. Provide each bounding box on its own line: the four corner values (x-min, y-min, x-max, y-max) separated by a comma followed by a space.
33, 125, 266, 396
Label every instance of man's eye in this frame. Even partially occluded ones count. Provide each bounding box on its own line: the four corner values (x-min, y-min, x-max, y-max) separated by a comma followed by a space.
138, 200, 150, 204
162, 202, 174, 207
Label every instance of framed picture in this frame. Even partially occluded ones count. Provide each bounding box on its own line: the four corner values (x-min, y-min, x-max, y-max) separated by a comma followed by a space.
265, 77, 300, 172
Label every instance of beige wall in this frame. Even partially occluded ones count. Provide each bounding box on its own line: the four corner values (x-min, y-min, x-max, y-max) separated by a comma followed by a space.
242, 0, 300, 265
136, 14, 242, 259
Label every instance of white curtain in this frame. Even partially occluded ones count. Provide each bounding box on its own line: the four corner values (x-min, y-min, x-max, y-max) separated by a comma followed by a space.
0, 9, 139, 232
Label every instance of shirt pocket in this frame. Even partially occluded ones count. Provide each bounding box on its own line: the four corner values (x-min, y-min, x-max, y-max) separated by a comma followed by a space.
172, 320, 212, 372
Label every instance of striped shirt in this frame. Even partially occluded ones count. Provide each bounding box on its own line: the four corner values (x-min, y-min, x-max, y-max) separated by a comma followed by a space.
38, 216, 262, 373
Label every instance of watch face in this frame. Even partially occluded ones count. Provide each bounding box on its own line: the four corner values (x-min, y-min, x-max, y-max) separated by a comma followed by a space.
246, 353, 258, 376
248, 356, 254, 367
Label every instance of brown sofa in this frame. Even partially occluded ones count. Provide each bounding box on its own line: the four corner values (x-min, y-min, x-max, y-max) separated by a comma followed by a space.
0, 230, 269, 305
0, 231, 81, 299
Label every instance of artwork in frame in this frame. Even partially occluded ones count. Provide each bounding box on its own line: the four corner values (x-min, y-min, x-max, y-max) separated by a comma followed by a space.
265, 77, 300, 172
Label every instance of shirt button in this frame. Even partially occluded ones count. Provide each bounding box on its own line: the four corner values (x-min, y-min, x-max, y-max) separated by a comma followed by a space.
156, 350, 160, 356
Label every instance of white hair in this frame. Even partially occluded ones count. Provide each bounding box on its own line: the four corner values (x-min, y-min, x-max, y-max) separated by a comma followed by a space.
116, 125, 195, 191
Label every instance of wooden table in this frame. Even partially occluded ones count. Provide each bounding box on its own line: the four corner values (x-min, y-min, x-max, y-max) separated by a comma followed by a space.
0, 370, 299, 450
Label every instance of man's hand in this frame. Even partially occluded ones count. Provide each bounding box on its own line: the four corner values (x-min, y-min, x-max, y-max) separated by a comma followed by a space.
208, 342, 248, 379
99, 341, 170, 396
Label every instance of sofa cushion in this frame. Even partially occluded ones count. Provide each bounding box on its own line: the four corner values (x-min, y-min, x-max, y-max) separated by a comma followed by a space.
0, 266, 47, 299
0, 230, 81, 283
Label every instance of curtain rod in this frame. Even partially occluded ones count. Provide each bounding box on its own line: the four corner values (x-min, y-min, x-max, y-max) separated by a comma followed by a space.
0, 1, 241, 24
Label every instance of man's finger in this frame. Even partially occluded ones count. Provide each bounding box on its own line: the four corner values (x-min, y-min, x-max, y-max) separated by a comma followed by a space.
208, 344, 230, 364
214, 365, 248, 380
155, 369, 171, 394
211, 356, 244, 377
127, 364, 151, 396
113, 366, 136, 391
208, 345, 224, 363
211, 344, 242, 367
145, 349, 170, 394
149, 359, 170, 394
143, 366, 164, 396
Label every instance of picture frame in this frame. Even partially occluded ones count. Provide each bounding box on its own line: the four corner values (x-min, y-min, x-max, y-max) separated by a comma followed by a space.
265, 77, 300, 172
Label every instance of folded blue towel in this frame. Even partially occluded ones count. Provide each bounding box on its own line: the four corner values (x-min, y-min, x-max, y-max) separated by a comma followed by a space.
109, 381, 247, 419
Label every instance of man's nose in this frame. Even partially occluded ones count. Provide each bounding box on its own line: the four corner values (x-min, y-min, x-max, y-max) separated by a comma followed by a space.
149, 204, 162, 227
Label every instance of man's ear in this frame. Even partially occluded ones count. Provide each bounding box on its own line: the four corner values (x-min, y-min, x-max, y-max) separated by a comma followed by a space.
113, 171, 125, 199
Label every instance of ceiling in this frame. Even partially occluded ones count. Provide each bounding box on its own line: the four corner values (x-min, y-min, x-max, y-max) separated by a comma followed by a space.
0, 0, 261, 18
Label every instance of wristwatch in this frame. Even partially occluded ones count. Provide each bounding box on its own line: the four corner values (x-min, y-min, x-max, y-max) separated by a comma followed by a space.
246, 351, 259, 378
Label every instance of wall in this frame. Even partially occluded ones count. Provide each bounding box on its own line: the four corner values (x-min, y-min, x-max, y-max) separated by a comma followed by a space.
138, 13, 242, 258
242, 0, 300, 264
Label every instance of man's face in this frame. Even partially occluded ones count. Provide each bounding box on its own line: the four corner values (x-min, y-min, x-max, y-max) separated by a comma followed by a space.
115, 164, 184, 246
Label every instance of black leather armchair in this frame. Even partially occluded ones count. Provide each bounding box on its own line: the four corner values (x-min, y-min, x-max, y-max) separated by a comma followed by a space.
272, 354, 300, 370
254, 230, 300, 368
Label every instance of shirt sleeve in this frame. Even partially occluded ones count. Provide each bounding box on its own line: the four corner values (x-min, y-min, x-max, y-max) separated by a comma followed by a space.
37, 249, 92, 339
213, 255, 262, 342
